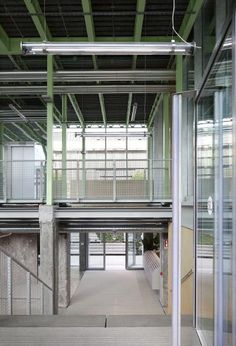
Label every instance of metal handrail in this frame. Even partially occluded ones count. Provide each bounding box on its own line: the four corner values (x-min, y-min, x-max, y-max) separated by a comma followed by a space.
181, 269, 193, 284
0, 245, 52, 291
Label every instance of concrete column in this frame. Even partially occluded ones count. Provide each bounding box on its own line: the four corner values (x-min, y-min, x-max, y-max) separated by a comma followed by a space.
39, 205, 58, 313
79, 232, 87, 271
159, 231, 168, 307
58, 233, 70, 308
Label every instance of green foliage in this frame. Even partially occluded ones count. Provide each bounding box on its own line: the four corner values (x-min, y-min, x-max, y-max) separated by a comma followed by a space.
132, 170, 144, 180
199, 233, 214, 245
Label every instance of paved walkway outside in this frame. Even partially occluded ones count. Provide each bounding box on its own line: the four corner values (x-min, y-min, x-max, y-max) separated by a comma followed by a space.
61, 270, 164, 315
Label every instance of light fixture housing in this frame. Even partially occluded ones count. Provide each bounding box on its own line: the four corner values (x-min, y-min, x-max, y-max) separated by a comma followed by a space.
131, 102, 138, 122
21, 41, 195, 56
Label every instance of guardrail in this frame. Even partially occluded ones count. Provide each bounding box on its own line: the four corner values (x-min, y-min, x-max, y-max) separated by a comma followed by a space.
0, 247, 53, 315
0, 159, 171, 203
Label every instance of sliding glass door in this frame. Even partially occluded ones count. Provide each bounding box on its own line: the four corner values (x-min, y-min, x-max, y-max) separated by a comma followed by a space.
126, 232, 143, 269
87, 232, 105, 270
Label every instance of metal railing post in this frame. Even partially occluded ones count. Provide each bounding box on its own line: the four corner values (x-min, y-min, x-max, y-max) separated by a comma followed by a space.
149, 159, 153, 201
41, 283, 44, 314
26, 272, 31, 315
7, 257, 12, 315
76, 160, 80, 201
113, 160, 116, 202
40, 161, 44, 201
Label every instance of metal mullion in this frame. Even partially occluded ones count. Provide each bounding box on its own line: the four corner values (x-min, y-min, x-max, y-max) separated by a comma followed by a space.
232, 8, 236, 346
214, 90, 224, 345
172, 93, 182, 346
7, 257, 12, 315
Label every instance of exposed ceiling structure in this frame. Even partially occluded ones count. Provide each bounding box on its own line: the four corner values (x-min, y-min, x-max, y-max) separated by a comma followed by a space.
0, 0, 201, 143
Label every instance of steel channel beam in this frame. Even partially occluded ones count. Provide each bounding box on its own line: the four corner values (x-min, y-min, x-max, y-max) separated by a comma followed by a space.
0, 85, 175, 95
0, 70, 176, 82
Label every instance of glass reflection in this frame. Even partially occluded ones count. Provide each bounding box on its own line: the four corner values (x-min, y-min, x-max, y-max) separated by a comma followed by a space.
196, 30, 232, 345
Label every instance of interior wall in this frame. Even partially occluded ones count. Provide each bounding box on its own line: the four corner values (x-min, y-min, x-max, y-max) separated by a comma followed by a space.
166, 223, 194, 315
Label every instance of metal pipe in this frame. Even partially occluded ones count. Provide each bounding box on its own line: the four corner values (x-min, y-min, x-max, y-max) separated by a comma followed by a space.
0, 84, 175, 95
0, 70, 176, 82
21, 41, 195, 56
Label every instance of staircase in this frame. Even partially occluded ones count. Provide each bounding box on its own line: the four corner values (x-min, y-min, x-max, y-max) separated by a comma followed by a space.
0, 247, 53, 315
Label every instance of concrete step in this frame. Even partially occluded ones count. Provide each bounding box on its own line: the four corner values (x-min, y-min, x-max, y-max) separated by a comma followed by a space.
0, 315, 106, 327
0, 314, 193, 328
0, 326, 201, 346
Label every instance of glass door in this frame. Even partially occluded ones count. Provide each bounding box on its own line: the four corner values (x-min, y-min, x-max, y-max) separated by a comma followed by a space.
126, 232, 143, 269
195, 29, 233, 346
87, 232, 105, 270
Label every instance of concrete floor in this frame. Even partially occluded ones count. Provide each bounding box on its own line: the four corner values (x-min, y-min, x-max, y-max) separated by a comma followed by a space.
61, 270, 165, 315
0, 327, 201, 346
0, 270, 201, 345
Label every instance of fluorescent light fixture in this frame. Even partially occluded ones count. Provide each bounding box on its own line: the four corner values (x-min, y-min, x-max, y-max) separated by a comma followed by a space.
9, 104, 28, 122
21, 41, 195, 56
131, 102, 138, 122
75, 131, 150, 137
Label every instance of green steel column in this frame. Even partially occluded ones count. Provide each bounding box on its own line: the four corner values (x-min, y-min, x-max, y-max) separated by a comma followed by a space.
0, 123, 3, 199
0, 123, 3, 161
82, 129, 86, 199
163, 93, 170, 197
62, 95, 67, 198
148, 133, 153, 200
46, 54, 54, 205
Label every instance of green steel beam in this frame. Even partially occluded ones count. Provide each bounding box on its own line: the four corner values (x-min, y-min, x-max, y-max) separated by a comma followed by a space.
46, 54, 54, 205
132, 0, 146, 66
81, 0, 106, 125
4, 133, 14, 142
179, 0, 204, 40
81, 0, 96, 43
62, 94, 67, 197
2, 36, 174, 55
147, 94, 163, 129
68, 94, 85, 128
0, 24, 9, 51
40, 97, 62, 124
13, 123, 38, 142
23, 0, 62, 70
4, 128, 19, 142
36, 122, 47, 134
24, 0, 52, 40
126, 0, 146, 125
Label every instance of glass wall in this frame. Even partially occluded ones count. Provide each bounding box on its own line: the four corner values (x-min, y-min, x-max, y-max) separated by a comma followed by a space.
196, 29, 232, 345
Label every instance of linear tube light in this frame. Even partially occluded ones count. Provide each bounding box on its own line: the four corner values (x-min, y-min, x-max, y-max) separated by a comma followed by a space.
21, 41, 195, 56
75, 132, 150, 138
131, 102, 138, 122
